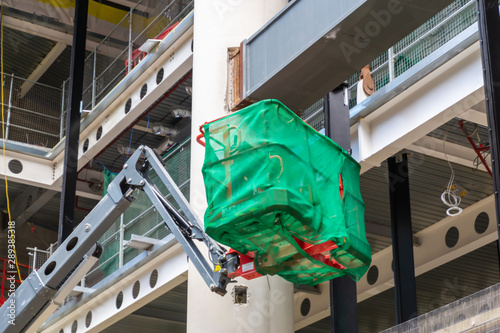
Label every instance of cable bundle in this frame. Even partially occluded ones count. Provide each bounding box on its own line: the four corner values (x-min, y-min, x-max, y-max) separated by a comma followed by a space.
441, 126, 463, 217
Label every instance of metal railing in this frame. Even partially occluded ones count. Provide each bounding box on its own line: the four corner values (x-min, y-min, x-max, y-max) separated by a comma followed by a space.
0, 1, 194, 149
346, 0, 477, 109
73, 0, 194, 114
27, 243, 58, 272
300, 0, 479, 127
0, 73, 64, 149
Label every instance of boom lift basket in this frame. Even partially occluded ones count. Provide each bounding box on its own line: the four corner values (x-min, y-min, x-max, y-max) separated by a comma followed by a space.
201, 100, 371, 285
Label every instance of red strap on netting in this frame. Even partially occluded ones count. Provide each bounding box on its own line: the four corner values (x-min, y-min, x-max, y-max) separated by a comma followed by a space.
196, 124, 206, 147
196, 114, 233, 147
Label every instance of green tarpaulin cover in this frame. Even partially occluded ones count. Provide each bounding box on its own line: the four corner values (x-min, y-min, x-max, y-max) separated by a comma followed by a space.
202, 100, 371, 285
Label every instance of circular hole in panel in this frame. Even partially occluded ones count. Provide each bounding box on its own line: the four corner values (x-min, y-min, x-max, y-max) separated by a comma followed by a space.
85, 311, 92, 328
82, 138, 89, 153
367, 265, 379, 285
300, 298, 311, 316
445, 227, 459, 248
59, 330, 64, 333
132, 280, 140, 299
66, 237, 78, 251
96, 126, 103, 141
45, 261, 56, 275
475, 212, 489, 234
140, 83, 148, 99
8, 159, 22, 174
116, 291, 124, 309
71, 320, 77, 333
156, 68, 164, 85
150, 269, 158, 288
125, 98, 132, 114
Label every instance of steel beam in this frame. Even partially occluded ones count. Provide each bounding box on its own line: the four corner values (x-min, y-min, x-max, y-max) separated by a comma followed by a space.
0, 19, 193, 199
408, 136, 490, 173
350, 39, 485, 174
294, 194, 498, 330
0, 149, 54, 187
58, 0, 89, 245
458, 108, 488, 127
475, 0, 500, 270
241, 0, 455, 112
2, 15, 122, 58
20, 42, 66, 98
6, 187, 57, 232
50, 18, 194, 182
324, 85, 358, 333
388, 154, 417, 323
39, 240, 188, 333
0, 150, 102, 200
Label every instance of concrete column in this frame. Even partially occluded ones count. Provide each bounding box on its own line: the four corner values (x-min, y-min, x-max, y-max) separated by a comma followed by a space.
188, 1, 293, 332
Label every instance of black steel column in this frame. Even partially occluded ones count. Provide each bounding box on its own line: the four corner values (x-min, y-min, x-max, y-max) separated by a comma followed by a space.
58, 0, 89, 245
324, 84, 358, 333
388, 154, 417, 323
476, 0, 500, 268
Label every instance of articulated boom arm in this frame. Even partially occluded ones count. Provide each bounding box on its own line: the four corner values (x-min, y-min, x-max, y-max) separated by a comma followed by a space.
0, 145, 238, 333
123, 145, 238, 295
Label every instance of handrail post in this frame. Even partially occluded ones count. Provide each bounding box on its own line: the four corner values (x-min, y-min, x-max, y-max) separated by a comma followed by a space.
119, 214, 124, 268
32, 247, 37, 272
128, 8, 133, 74
92, 46, 97, 109
60, 80, 66, 140
388, 47, 395, 82
5, 74, 14, 141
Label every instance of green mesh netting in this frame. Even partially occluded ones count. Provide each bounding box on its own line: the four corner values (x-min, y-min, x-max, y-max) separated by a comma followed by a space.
102, 170, 119, 197
202, 100, 371, 285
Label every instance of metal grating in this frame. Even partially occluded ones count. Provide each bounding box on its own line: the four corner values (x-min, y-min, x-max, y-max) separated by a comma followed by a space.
80, 0, 194, 111
27, 243, 57, 272
301, 98, 324, 131
0, 74, 63, 148
348, 0, 477, 109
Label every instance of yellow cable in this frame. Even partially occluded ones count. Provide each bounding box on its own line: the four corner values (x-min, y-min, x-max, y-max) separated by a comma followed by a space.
1, 5, 22, 283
